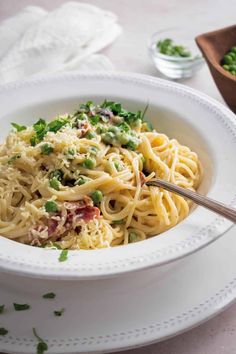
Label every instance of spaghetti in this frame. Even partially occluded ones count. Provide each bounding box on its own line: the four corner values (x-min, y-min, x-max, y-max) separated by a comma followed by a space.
0, 101, 201, 249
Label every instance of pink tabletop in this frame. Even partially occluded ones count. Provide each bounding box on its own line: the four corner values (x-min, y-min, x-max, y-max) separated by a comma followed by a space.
1, 1, 236, 353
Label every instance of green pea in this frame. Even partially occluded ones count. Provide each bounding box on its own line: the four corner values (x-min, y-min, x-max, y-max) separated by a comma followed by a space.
229, 52, 236, 59
96, 125, 107, 134
101, 132, 115, 144
45, 201, 58, 213
108, 126, 120, 134
91, 190, 103, 204
223, 64, 230, 71
223, 55, 233, 64
83, 157, 96, 169
229, 64, 236, 71
116, 132, 129, 145
85, 131, 96, 140
49, 177, 60, 190
129, 232, 138, 243
231, 47, 236, 54
75, 176, 87, 185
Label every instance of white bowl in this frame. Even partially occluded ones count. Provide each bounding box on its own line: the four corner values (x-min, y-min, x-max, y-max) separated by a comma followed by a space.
0, 72, 236, 280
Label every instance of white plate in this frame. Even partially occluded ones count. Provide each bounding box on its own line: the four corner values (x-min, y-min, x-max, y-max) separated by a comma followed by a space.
0, 72, 236, 280
0, 225, 236, 354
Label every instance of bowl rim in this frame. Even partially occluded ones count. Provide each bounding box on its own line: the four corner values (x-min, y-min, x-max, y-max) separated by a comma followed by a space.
0, 71, 236, 280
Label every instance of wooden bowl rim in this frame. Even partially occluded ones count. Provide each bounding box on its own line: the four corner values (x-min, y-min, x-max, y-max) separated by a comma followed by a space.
196, 24, 236, 82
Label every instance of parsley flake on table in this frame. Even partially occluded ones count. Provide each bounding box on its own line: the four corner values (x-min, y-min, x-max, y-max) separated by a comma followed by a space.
54, 308, 65, 317
33, 328, 48, 354
0, 305, 5, 314
0, 328, 8, 336
13, 303, 30, 311
42, 292, 56, 299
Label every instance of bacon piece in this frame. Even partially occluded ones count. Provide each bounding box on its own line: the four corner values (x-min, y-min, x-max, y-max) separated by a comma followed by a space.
75, 205, 100, 222
48, 218, 59, 236
30, 198, 100, 245
64, 200, 100, 231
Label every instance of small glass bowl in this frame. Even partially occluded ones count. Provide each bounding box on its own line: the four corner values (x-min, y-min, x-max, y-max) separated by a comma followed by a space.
148, 28, 205, 79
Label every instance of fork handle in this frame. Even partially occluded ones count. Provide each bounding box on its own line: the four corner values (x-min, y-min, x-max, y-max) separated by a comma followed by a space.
146, 179, 236, 224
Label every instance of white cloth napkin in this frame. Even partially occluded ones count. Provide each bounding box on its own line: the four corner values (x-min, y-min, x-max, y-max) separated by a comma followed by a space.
0, 2, 121, 84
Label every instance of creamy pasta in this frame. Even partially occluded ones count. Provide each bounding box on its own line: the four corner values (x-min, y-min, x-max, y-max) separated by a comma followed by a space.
0, 101, 201, 249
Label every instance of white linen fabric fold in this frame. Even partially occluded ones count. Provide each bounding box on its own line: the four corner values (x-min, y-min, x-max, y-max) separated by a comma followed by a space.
0, 2, 121, 84
0, 6, 47, 60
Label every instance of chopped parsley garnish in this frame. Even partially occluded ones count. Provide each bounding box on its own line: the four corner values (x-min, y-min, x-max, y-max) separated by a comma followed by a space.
49, 177, 60, 190
68, 148, 75, 156
11, 122, 26, 132
76, 113, 87, 120
44, 201, 58, 213
91, 190, 103, 205
30, 116, 69, 145
100, 100, 122, 114
0, 328, 8, 336
114, 161, 122, 171
118, 122, 130, 132
59, 250, 68, 262
89, 115, 100, 125
41, 143, 53, 155
31, 118, 47, 145
30, 136, 37, 146
33, 328, 48, 354
8, 154, 21, 164
47, 117, 69, 133
54, 308, 65, 317
42, 292, 56, 299
101, 100, 142, 127
13, 303, 30, 311
78, 101, 94, 112
0, 305, 5, 314
141, 103, 149, 120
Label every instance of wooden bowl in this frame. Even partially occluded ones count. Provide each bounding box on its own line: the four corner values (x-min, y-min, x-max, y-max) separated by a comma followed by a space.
196, 24, 236, 113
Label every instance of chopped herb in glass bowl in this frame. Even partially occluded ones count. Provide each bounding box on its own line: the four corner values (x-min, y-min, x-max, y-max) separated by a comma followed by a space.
157, 38, 191, 58
149, 28, 204, 79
